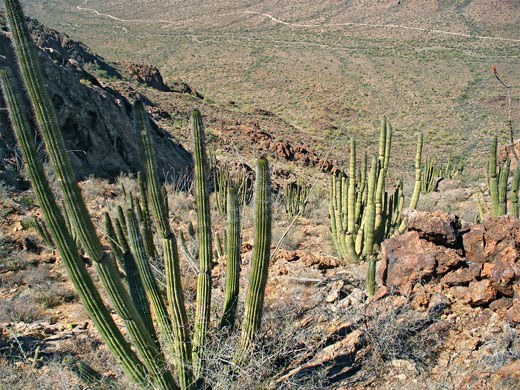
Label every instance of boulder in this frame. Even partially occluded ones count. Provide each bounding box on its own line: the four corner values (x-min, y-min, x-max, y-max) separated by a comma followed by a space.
405, 210, 461, 246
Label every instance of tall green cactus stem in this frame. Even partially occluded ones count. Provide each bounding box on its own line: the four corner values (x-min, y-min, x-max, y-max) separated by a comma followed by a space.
498, 159, 510, 216
363, 157, 378, 257
346, 138, 359, 263
364, 157, 378, 297
220, 187, 241, 330
191, 109, 213, 379
512, 167, 520, 218
374, 120, 391, 238
0, 68, 149, 386
3, 1, 181, 382
137, 172, 157, 261
3, 0, 102, 264
105, 213, 157, 340
240, 157, 272, 352
396, 132, 423, 235
135, 102, 192, 390
489, 136, 500, 216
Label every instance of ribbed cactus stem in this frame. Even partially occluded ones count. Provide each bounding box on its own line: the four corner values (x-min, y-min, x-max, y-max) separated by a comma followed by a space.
0, 68, 149, 386
191, 109, 213, 379
366, 256, 376, 297
138, 172, 157, 260
105, 213, 157, 340
498, 159, 510, 216
240, 157, 272, 352
220, 187, 241, 330
396, 132, 423, 235
363, 157, 378, 256
135, 102, 192, 390
346, 138, 358, 263
3, 0, 103, 264
512, 167, 520, 218
489, 136, 499, 216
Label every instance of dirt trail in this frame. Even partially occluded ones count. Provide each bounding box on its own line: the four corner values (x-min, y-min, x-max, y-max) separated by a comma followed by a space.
76, 0, 520, 43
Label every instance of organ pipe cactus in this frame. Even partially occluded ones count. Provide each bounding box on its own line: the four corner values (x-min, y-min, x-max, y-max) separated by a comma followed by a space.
3, 1, 273, 387
191, 109, 213, 379
0, 66, 150, 386
483, 135, 516, 219
283, 179, 310, 217
240, 157, 272, 351
220, 187, 241, 330
329, 119, 422, 265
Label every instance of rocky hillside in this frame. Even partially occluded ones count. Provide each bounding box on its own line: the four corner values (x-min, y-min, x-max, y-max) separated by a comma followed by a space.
0, 14, 192, 184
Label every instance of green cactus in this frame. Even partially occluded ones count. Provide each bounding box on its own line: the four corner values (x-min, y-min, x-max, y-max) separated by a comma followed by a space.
3, 2, 275, 387
283, 179, 310, 217
0, 66, 149, 386
240, 157, 272, 352
190, 109, 213, 379
135, 101, 192, 390
220, 187, 241, 330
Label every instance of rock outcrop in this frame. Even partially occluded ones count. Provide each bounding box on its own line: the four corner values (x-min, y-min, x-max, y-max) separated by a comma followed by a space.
0, 15, 192, 181
378, 212, 520, 324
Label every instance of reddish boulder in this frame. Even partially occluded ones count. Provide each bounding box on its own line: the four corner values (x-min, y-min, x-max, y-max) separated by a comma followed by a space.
468, 280, 497, 306
125, 63, 170, 92
463, 216, 520, 264
441, 263, 482, 286
378, 231, 463, 295
406, 210, 461, 246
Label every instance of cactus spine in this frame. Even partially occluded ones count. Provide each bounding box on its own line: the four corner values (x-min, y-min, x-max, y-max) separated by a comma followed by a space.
240, 157, 272, 351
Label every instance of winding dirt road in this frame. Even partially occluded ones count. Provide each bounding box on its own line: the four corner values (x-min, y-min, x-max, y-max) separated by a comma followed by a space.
76, 0, 520, 43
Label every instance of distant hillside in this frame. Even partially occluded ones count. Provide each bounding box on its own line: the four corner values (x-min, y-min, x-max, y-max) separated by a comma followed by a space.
16, 0, 520, 171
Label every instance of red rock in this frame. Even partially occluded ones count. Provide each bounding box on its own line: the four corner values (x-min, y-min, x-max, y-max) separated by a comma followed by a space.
468, 280, 497, 306
406, 210, 461, 246
489, 297, 513, 313
463, 216, 520, 264
441, 263, 482, 286
505, 301, 520, 323
378, 231, 463, 294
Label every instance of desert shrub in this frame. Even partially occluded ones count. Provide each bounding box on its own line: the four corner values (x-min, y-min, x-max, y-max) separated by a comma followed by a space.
0, 292, 43, 323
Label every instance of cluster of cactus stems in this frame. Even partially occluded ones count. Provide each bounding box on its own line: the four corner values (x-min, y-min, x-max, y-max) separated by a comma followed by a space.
283, 179, 310, 217
421, 155, 464, 194
213, 162, 253, 216
480, 135, 520, 220
1, 1, 273, 388
329, 119, 423, 296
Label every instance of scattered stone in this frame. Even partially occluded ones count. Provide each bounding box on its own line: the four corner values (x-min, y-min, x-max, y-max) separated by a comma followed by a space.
468, 280, 497, 306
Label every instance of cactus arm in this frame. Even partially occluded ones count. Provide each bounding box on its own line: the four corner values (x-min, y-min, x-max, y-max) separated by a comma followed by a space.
135, 102, 192, 390
489, 136, 499, 216
346, 138, 359, 263
363, 157, 378, 256
220, 187, 241, 330
396, 132, 423, 235
190, 109, 213, 379
240, 157, 272, 352
498, 159, 510, 216
512, 167, 520, 217
0, 68, 150, 386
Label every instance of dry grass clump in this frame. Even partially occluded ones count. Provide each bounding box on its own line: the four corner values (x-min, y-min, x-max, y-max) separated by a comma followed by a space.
359, 302, 446, 377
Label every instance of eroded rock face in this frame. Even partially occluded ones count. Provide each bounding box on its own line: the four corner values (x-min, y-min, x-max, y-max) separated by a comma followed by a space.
125, 63, 170, 92
0, 16, 192, 181
378, 212, 520, 320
